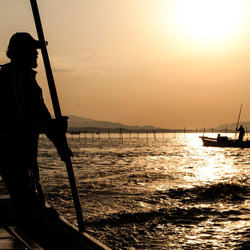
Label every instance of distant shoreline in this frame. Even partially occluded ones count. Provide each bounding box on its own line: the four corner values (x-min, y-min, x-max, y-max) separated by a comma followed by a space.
67, 127, 236, 134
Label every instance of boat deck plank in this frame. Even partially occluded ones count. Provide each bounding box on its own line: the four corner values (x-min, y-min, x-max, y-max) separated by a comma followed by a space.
0, 227, 26, 250
0, 227, 42, 250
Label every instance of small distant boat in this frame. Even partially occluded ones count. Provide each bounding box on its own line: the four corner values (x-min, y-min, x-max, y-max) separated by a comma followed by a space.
0, 198, 110, 250
200, 135, 250, 148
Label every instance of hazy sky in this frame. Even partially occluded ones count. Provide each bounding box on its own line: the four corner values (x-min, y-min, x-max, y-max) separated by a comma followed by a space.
1, 0, 250, 129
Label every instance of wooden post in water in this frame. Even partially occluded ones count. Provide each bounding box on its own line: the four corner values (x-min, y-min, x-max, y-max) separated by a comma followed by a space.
120, 127, 123, 143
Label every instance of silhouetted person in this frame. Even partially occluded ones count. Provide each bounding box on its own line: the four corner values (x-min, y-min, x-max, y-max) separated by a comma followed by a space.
237, 125, 245, 142
0, 32, 72, 248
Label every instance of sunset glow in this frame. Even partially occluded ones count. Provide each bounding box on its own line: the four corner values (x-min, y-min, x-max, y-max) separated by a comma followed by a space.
170, 0, 247, 47
1, 1, 250, 129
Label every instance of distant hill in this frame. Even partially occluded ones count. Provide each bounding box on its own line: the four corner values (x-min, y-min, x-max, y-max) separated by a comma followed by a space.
67, 115, 250, 133
68, 115, 162, 131
215, 121, 250, 131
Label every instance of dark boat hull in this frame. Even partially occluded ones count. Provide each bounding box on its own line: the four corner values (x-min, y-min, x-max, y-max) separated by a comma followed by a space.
200, 136, 250, 148
0, 198, 110, 250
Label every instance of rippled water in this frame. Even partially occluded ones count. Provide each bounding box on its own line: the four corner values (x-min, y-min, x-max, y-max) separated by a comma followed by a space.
12, 133, 250, 249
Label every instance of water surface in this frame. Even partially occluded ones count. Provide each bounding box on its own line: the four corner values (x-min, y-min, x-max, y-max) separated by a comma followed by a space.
30, 133, 250, 249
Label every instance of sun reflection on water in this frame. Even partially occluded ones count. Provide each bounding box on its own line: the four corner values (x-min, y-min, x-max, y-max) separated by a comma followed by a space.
183, 134, 237, 184
196, 154, 234, 183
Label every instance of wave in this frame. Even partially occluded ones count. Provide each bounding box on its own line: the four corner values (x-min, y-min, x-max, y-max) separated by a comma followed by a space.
162, 182, 249, 202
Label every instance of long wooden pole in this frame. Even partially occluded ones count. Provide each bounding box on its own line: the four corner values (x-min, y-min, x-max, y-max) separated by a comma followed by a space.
30, 0, 85, 231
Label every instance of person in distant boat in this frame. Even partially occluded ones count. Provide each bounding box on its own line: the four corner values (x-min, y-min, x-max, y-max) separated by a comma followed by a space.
0, 32, 72, 247
236, 125, 245, 142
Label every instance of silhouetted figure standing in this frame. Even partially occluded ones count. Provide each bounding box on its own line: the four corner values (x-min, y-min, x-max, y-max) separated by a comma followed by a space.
0, 32, 72, 248
237, 125, 245, 142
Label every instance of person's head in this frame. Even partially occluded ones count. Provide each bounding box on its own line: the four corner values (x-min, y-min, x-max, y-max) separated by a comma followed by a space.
6, 32, 41, 68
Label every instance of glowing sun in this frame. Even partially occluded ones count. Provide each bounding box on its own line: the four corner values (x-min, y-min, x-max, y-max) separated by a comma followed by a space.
171, 0, 247, 46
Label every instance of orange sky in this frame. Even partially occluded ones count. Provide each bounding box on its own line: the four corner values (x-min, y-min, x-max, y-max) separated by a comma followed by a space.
1, 0, 250, 129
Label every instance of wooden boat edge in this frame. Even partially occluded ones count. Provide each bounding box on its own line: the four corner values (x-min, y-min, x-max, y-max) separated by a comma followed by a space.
0, 197, 111, 250
50, 212, 111, 250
